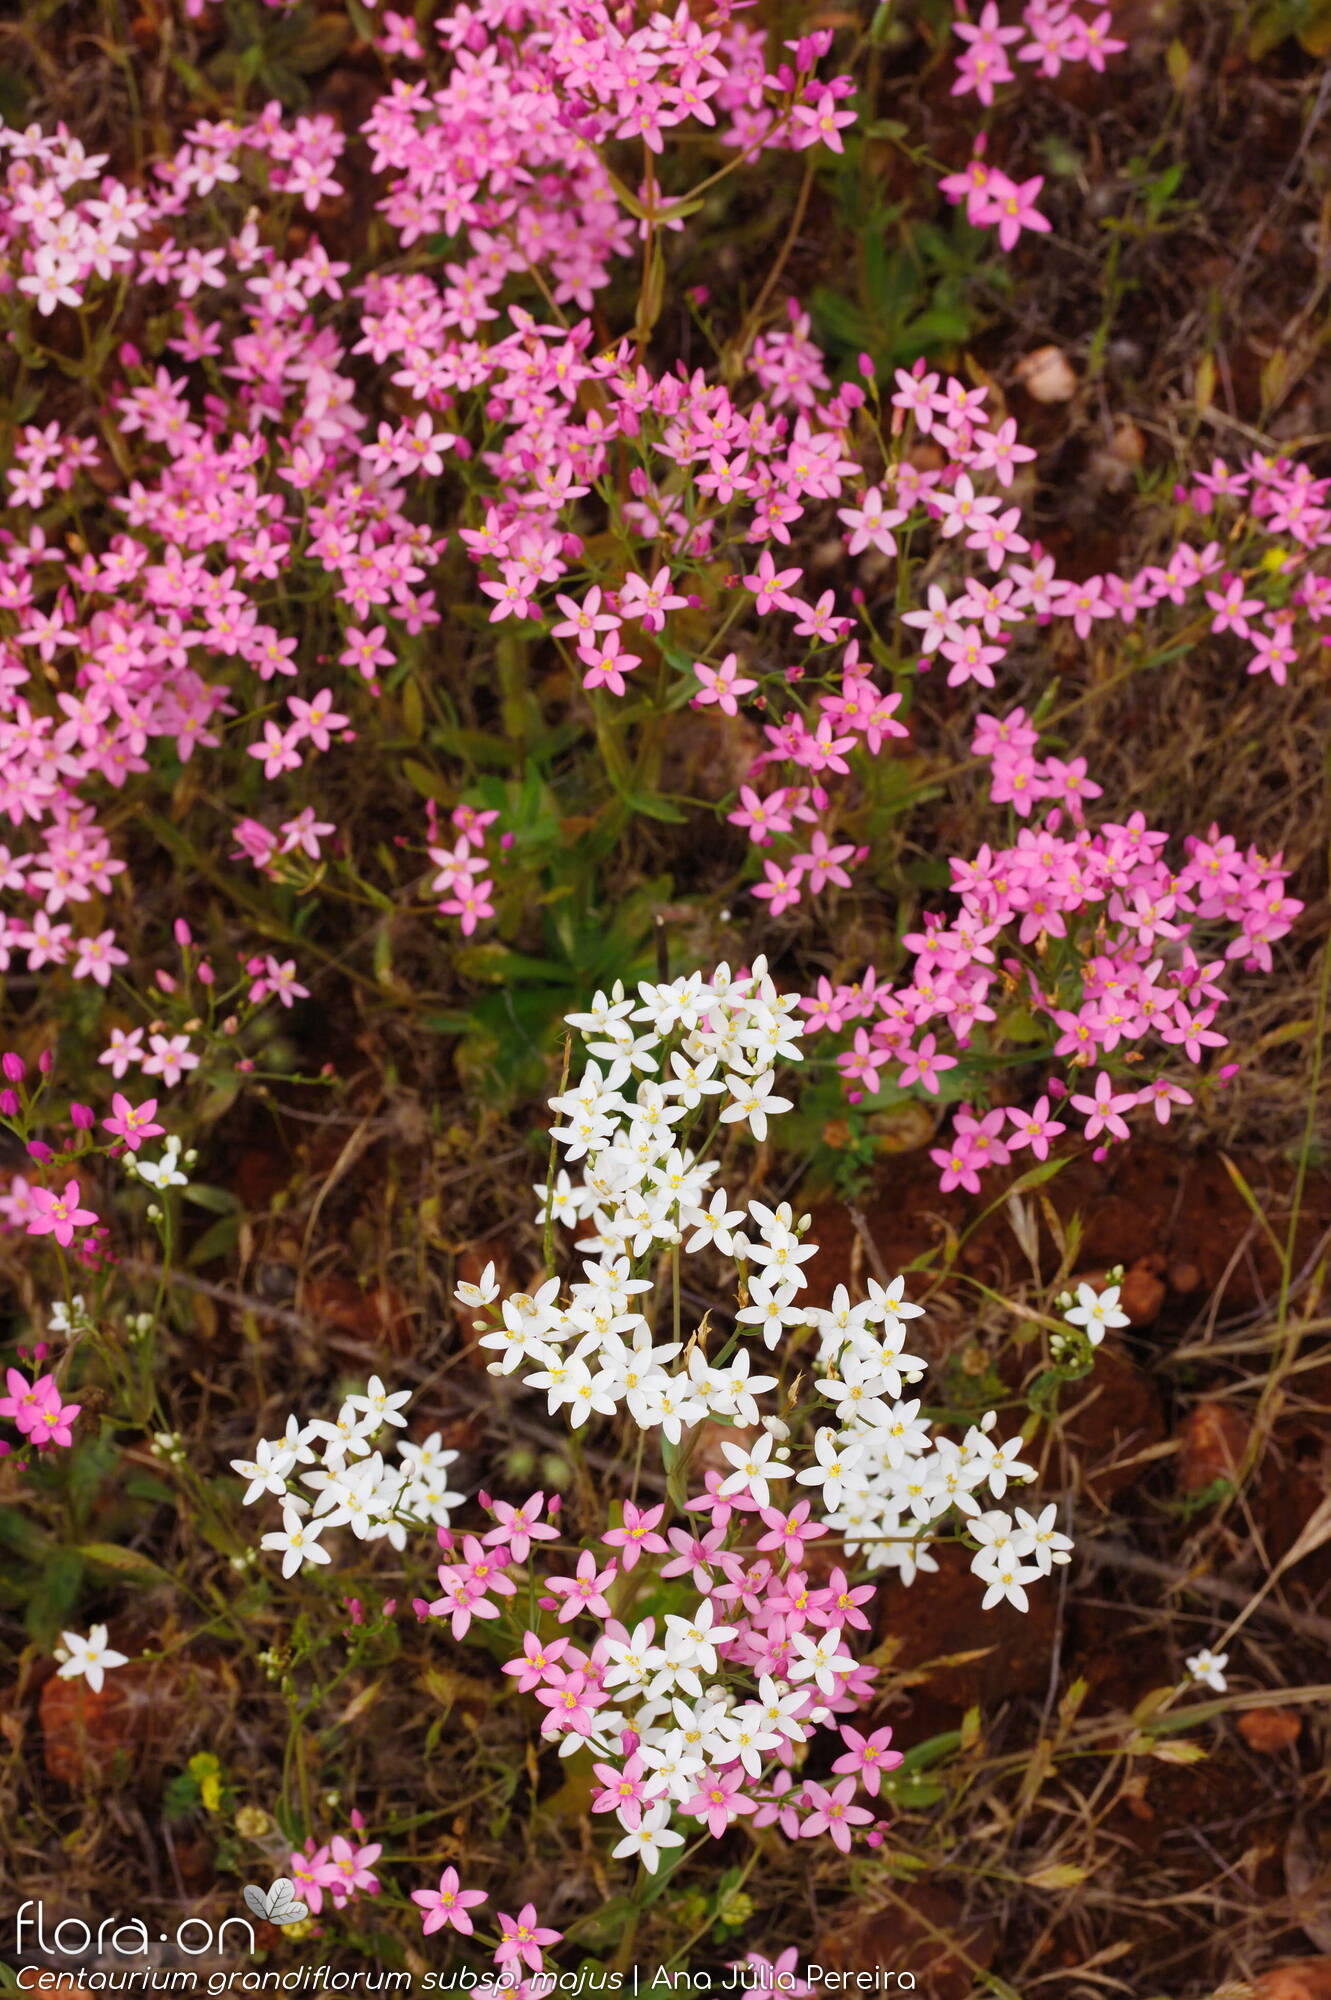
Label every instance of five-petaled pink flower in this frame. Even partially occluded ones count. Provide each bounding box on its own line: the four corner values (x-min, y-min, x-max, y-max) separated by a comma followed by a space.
27, 1180, 98, 1247
410, 1866, 487, 1937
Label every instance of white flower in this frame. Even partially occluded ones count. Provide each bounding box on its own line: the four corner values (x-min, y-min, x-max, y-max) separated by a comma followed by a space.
656, 1603, 735, 1695
971, 1547, 1041, 1613
1012, 1503, 1073, 1574
975, 1432, 1037, 1498
1062, 1281, 1130, 1344
342, 1374, 412, 1428
795, 1427, 864, 1511
719, 1068, 790, 1143
684, 1186, 748, 1255
1186, 1648, 1228, 1693
788, 1626, 855, 1698
132, 1138, 188, 1190
261, 1504, 331, 1577
754, 1675, 810, 1742
612, 1802, 684, 1873
55, 1625, 128, 1694
230, 1437, 296, 1504
397, 1431, 459, 1480
715, 1702, 781, 1778
717, 1431, 790, 1508
454, 1260, 500, 1307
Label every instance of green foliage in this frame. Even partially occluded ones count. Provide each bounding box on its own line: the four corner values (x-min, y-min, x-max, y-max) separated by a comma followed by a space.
1246, 0, 1331, 56
810, 138, 1009, 373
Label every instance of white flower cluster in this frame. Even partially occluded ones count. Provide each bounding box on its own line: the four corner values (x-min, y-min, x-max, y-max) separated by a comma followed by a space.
455, 961, 1107, 1612
457, 962, 801, 1439
49, 1294, 91, 1336
806, 1282, 1036, 1602
236, 1377, 465, 1576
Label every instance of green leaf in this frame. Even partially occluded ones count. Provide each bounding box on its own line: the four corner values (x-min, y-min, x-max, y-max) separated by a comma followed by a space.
625, 790, 688, 824
868, 2, 896, 45
0, 1505, 53, 1564
182, 1182, 238, 1215
1007, 1157, 1067, 1195
187, 1211, 242, 1267
403, 758, 449, 801
78, 1541, 171, 1582
67, 1429, 120, 1527
124, 1473, 177, 1506
26, 1547, 84, 1645
895, 1727, 962, 1771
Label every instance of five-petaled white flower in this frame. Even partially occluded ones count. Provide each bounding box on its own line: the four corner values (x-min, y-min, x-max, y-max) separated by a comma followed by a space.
56, 1625, 128, 1693
1186, 1648, 1229, 1693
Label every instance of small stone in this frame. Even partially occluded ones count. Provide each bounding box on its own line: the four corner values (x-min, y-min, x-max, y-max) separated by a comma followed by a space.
1014, 345, 1078, 403
1237, 1708, 1302, 1753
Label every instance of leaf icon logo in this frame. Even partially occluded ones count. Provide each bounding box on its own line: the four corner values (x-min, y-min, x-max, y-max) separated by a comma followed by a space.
242, 1878, 310, 1926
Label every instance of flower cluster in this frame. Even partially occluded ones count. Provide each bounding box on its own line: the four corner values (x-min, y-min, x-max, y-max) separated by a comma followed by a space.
432, 1483, 903, 1868
938, 3, 1127, 252
290, 1817, 383, 1917
806, 709, 1301, 1194
1, 0, 1325, 1047
429, 964, 1105, 1864
952, 2, 1126, 108
0, 1360, 80, 1455
237, 1379, 466, 1575
455, 959, 806, 1428
454, 965, 1100, 1600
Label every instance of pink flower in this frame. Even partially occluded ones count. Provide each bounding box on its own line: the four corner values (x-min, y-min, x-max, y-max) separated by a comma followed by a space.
742, 551, 803, 615
832, 1724, 903, 1797
751, 859, 803, 916
1, 1367, 49, 1435
248, 720, 302, 779
897, 1034, 958, 1096
1069, 1070, 1136, 1142
255, 956, 310, 1009
693, 653, 757, 715
72, 930, 129, 989
930, 1142, 983, 1195
975, 171, 1052, 251
411, 1866, 487, 1937
287, 689, 349, 751
485, 1493, 560, 1562
319, 1832, 382, 1904
601, 1500, 668, 1571
341, 626, 394, 680
98, 1028, 145, 1079
579, 631, 640, 696
800, 1776, 875, 1852
502, 1631, 571, 1693
733, 1952, 812, 2000
102, 1093, 164, 1153
1136, 1078, 1193, 1126
27, 1179, 98, 1248
29, 1382, 81, 1449
1005, 1096, 1066, 1160
547, 1550, 616, 1622
141, 1035, 198, 1087
683, 1764, 758, 1836
494, 1904, 562, 1973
